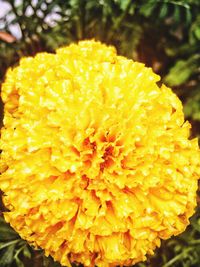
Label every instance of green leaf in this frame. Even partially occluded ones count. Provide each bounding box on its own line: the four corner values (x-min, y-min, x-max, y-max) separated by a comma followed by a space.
185, 8, 192, 24
165, 60, 192, 86
139, 2, 157, 17
194, 26, 200, 40
0, 217, 19, 241
15, 256, 24, 267
0, 244, 16, 266
0, 239, 19, 250
164, 55, 199, 86
117, 0, 131, 11
159, 3, 168, 19
173, 5, 181, 23
184, 89, 200, 121
22, 245, 31, 259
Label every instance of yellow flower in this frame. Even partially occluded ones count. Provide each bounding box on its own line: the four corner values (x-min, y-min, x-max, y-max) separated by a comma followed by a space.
0, 40, 200, 267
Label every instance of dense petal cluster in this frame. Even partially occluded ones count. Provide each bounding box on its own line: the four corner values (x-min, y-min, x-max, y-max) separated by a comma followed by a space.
0, 40, 200, 267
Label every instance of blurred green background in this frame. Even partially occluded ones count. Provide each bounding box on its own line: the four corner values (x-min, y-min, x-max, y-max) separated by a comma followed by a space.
0, 0, 200, 266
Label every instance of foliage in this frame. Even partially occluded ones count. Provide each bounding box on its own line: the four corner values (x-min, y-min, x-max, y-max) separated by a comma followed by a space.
136, 206, 200, 267
0, 0, 200, 266
1, 207, 200, 267
0, 215, 62, 267
0, 216, 31, 267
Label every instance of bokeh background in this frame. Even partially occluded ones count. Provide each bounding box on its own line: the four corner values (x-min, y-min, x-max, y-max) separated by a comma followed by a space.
0, 0, 200, 266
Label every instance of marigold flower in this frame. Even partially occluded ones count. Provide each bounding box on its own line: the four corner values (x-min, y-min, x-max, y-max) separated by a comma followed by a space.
0, 40, 200, 267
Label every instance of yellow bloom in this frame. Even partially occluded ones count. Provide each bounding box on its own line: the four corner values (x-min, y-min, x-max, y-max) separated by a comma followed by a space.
0, 40, 200, 267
